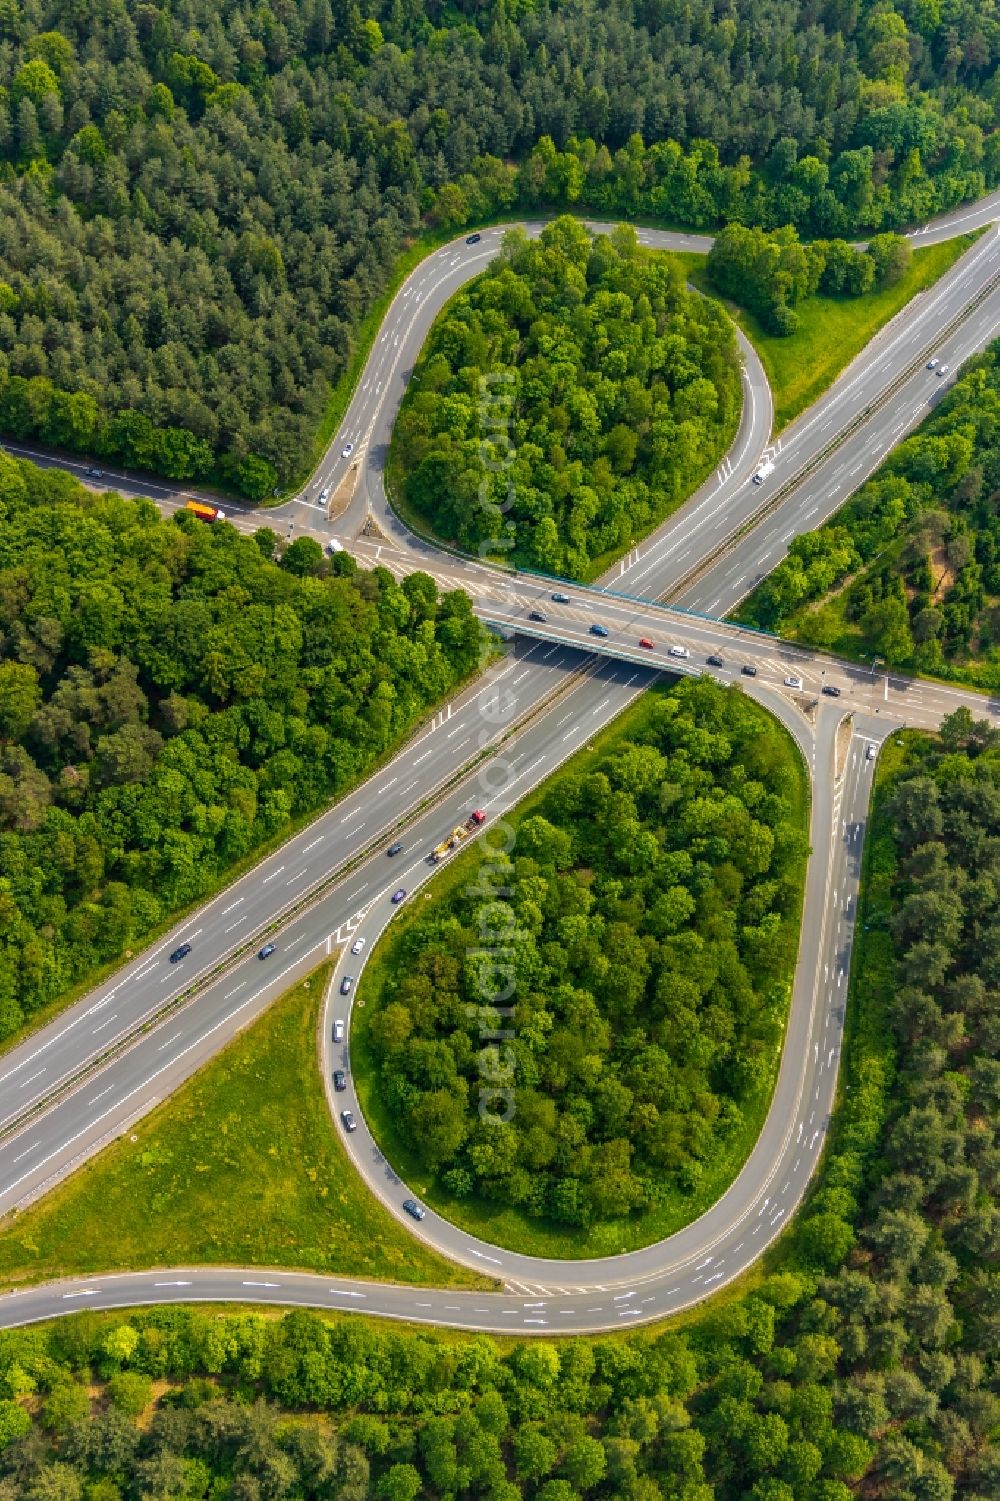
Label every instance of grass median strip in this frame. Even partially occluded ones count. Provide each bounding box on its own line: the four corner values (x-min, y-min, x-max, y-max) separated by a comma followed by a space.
0, 964, 488, 1291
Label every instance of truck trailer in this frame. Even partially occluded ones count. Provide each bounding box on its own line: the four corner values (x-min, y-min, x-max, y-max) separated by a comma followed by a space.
430, 810, 487, 863
185, 499, 226, 522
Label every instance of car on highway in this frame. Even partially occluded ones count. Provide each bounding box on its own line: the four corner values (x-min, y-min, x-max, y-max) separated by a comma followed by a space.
387, 841, 403, 856
403, 1199, 426, 1220
821, 684, 842, 697
639, 637, 655, 649
332, 1069, 347, 1092
341, 1110, 357, 1132
84, 466, 104, 478
590, 623, 609, 637
466, 233, 481, 245
926, 358, 939, 369
668, 645, 690, 659
391, 887, 407, 903
169, 942, 192, 964
319, 485, 331, 502
866, 743, 877, 760
333, 1019, 345, 1043
258, 943, 276, 960
340, 975, 353, 996
350, 936, 366, 955
741, 664, 758, 677
937, 364, 949, 376
551, 592, 571, 604
707, 654, 725, 667
784, 674, 804, 690
341, 442, 354, 459
528, 610, 548, 622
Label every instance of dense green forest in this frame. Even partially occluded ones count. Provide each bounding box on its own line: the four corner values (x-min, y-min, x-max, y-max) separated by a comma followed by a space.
738, 339, 1000, 692
0, 0, 997, 493
0, 457, 480, 1040
392, 219, 740, 575
363, 677, 807, 1239
0, 715, 996, 1499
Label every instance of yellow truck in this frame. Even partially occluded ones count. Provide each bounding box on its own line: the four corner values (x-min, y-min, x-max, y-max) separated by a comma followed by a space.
430, 809, 487, 863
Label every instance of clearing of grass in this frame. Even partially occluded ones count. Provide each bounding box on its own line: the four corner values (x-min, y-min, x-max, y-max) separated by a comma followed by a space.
680, 233, 975, 431
352, 680, 810, 1260
0, 965, 488, 1291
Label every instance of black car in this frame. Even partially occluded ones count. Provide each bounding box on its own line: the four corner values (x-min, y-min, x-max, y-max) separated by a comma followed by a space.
706, 654, 725, 668
466, 233, 481, 245
821, 684, 842, 697
341, 1110, 357, 1132
551, 592, 571, 604
169, 942, 192, 964
741, 664, 758, 677
528, 610, 548, 623
332, 1069, 347, 1092
387, 841, 403, 857
402, 1199, 426, 1220
258, 942, 276, 960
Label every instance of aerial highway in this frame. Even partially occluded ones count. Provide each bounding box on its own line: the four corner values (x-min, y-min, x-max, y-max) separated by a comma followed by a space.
0, 193, 999, 1334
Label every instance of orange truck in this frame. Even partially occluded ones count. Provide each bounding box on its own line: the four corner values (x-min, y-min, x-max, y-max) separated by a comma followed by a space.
184, 499, 226, 522
430, 810, 486, 863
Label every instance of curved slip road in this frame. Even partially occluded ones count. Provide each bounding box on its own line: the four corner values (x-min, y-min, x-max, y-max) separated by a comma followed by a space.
0, 693, 893, 1333
2, 194, 1000, 1332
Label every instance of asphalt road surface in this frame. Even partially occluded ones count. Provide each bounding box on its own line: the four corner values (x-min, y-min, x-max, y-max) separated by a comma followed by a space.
2, 192, 1000, 1334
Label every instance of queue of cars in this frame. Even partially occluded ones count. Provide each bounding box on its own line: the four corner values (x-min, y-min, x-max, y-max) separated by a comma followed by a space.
525, 593, 832, 689
520, 587, 876, 702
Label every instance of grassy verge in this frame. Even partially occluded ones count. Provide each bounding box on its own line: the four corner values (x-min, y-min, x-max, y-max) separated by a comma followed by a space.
352, 681, 810, 1259
0, 965, 488, 1290
681, 235, 975, 432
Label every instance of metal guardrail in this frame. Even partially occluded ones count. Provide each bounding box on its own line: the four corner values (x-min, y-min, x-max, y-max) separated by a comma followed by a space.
0, 648, 606, 1148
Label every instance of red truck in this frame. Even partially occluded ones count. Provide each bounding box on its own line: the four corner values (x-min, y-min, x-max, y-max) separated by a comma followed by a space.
185, 499, 226, 523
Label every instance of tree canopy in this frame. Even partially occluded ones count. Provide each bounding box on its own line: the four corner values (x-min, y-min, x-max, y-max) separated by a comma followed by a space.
739, 338, 1000, 692
707, 223, 911, 335
0, 2, 995, 492
0, 455, 480, 1038
366, 677, 807, 1230
393, 218, 741, 575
